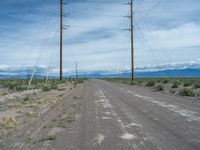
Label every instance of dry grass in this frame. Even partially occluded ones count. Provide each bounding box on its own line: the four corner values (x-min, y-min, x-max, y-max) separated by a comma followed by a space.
25, 111, 39, 117
105, 78, 200, 98
1, 116, 18, 129
179, 88, 195, 97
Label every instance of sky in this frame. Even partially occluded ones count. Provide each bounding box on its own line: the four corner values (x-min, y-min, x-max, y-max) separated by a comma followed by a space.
0, 0, 200, 75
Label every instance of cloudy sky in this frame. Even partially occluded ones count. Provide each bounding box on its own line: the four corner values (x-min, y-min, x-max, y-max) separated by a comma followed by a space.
0, 0, 200, 74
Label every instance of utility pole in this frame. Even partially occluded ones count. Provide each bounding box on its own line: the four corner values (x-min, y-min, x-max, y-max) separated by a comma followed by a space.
130, 0, 134, 81
75, 62, 78, 79
60, 0, 63, 80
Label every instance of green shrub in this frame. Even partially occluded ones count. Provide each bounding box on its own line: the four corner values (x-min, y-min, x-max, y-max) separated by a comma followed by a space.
183, 82, 192, 87
136, 80, 142, 86
18, 96, 32, 105
51, 84, 58, 89
2, 117, 18, 129
196, 92, 200, 97
169, 89, 176, 94
1, 92, 8, 96
193, 82, 200, 89
42, 86, 50, 92
179, 88, 195, 97
172, 81, 179, 88
23, 96, 30, 102
129, 81, 137, 85
154, 84, 164, 91
145, 81, 155, 87
47, 134, 56, 140
163, 79, 169, 84
77, 79, 84, 84
16, 85, 26, 91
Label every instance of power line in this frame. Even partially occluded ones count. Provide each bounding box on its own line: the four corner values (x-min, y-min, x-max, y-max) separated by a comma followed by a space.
137, 0, 162, 22
135, 0, 173, 64
128, 0, 134, 81
68, 1, 127, 5
60, 0, 63, 80
19, 4, 60, 77
135, 0, 175, 77
27, 7, 60, 89
75, 62, 78, 79
68, 25, 129, 31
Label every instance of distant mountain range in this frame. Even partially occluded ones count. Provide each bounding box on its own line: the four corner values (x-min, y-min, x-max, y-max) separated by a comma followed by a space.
1, 60, 200, 78
76, 68, 200, 78
0, 68, 200, 78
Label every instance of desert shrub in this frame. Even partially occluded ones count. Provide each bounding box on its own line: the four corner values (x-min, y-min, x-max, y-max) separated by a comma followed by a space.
196, 92, 200, 97
25, 111, 38, 117
136, 80, 143, 86
50, 84, 58, 89
193, 81, 200, 89
1, 92, 8, 96
18, 96, 32, 105
183, 82, 192, 87
42, 86, 50, 92
171, 81, 179, 88
162, 79, 169, 84
76, 79, 84, 84
145, 81, 155, 87
129, 81, 137, 85
16, 85, 26, 91
179, 88, 195, 97
169, 89, 176, 94
23, 96, 30, 102
38, 133, 56, 142
72, 79, 85, 86
157, 79, 161, 83
73, 81, 78, 86
47, 134, 56, 140
154, 84, 164, 91
2, 117, 18, 129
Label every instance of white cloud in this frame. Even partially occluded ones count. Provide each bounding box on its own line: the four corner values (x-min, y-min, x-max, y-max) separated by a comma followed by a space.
146, 23, 200, 49
0, 0, 200, 74
0, 59, 200, 77
135, 59, 200, 72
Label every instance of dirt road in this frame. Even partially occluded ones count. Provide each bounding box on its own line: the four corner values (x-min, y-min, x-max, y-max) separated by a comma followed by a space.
1, 79, 200, 150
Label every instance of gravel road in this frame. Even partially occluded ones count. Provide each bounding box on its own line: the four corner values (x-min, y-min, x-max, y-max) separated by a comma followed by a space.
1, 79, 200, 150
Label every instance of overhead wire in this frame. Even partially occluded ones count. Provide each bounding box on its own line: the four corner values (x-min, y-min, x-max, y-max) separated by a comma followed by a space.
28, 0, 170, 80
45, 2, 60, 82
136, 0, 173, 66
67, 1, 127, 5
27, 3, 60, 89
18, 2, 60, 78
135, 24, 161, 65
135, 0, 174, 76
66, 0, 130, 77
137, 0, 162, 22
119, 5, 131, 77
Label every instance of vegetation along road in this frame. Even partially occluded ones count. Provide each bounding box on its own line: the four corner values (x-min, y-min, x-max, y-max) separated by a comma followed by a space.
0, 79, 200, 150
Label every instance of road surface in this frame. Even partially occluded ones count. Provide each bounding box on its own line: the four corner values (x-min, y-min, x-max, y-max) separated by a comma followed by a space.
1, 79, 200, 150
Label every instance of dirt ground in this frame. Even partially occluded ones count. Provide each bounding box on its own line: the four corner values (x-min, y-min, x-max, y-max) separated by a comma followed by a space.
0, 81, 84, 149
0, 79, 200, 150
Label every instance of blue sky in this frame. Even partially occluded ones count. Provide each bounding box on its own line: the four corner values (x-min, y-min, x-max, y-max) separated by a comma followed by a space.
0, 0, 200, 74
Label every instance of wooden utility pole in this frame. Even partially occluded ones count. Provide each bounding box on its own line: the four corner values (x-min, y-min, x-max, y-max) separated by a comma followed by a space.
130, 0, 134, 81
60, 0, 63, 80
75, 62, 78, 79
